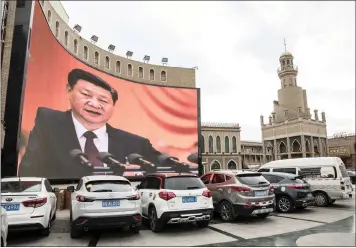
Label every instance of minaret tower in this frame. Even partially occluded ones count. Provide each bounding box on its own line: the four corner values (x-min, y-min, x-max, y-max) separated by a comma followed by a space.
277, 39, 298, 89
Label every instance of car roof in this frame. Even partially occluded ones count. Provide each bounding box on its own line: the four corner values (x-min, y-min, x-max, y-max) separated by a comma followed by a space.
209, 170, 261, 175
147, 173, 197, 178
83, 175, 129, 182
260, 157, 340, 169
1, 177, 44, 182
261, 172, 297, 178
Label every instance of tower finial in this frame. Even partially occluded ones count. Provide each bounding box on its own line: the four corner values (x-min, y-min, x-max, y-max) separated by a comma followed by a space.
284, 38, 287, 52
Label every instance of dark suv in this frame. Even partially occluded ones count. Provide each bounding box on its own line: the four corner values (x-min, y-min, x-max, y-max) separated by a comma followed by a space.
261, 172, 315, 213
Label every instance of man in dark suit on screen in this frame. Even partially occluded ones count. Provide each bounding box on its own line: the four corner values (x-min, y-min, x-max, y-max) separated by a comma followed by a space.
19, 68, 162, 179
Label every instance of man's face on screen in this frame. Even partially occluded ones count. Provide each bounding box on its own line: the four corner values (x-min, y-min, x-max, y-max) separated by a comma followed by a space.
67, 80, 114, 128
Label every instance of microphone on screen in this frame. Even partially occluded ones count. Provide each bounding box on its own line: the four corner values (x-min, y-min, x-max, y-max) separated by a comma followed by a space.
69, 149, 93, 167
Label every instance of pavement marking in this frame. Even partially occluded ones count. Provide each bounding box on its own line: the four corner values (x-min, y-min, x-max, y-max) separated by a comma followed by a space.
272, 214, 328, 224
207, 225, 246, 240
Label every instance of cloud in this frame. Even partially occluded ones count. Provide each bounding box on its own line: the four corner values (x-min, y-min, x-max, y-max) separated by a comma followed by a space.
61, 1, 355, 141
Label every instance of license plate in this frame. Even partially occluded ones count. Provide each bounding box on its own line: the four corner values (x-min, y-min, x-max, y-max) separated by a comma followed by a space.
102, 200, 120, 207
182, 196, 197, 203
255, 191, 266, 196
1, 203, 20, 211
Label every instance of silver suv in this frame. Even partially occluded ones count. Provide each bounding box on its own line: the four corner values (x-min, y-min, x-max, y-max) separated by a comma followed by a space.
200, 170, 275, 221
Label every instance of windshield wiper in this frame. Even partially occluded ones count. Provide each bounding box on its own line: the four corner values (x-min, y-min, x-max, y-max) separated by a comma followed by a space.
187, 186, 200, 189
92, 189, 112, 192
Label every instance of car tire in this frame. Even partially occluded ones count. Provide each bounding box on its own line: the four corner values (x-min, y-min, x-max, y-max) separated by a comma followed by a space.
40, 216, 51, 236
329, 199, 336, 205
70, 227, 81, 239
276, 196, 293, 213
52, 211, 56, 221
149, 207, 163, 233
129, 225, 141, 234
196, 220, 210, 228
1, 237, 4, 247
314, 192, 329, 207
219, 201, 235, 222
256, 213, 270, 218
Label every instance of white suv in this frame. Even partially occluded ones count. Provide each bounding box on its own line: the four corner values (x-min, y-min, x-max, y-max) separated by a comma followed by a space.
67, 175, 142, 238
1, 177, 58, 237
136, 173, 214, 232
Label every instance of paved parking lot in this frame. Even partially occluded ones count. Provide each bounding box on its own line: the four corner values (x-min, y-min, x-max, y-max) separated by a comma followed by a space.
7, 194, 355, 247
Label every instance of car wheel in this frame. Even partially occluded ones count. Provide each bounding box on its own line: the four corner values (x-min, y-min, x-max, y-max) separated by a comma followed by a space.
196, 220, 210, 228
256, 213, 270, 218
70, 227, 81, 239
1, 237, 4, 247
70, 210, 73, 223
40, 216, 52, 236
329, 199, 336, 205
52, 211, 56, 221
129, 225, 141, 234
149, 207, 163, 233
219, 201, 235, 222
277, 196, 293, 213
314, 192, 328, 207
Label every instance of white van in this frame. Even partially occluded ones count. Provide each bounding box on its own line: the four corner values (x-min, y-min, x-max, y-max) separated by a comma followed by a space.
258, 157, 353, 207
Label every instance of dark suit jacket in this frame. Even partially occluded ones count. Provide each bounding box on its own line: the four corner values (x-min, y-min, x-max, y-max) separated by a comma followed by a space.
19, 107, 162, 179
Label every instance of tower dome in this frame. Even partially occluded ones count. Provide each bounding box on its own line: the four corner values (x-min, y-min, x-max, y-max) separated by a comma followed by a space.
279, 51, 293, 60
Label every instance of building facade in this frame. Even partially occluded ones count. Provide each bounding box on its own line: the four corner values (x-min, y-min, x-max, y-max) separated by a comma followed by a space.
261, 51, 328, 163
328, 133, 356, 168
241, 141, 264, 168
38, 1, 196, 88
201, 123, 242, 173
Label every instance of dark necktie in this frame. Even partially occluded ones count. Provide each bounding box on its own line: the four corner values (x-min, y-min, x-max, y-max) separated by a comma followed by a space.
83, 131, 103, 167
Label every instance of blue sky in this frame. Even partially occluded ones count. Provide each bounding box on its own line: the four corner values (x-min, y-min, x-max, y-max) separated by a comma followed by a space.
61, 1, 355, 141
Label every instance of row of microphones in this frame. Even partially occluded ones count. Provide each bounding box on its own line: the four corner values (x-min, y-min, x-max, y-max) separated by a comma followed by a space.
69, 149, 197, 175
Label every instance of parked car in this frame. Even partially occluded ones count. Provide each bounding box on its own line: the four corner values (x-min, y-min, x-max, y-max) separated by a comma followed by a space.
258, 157, 353, 206
67, 175, 142, 238
1, 207, 8, 247
136, 173, 213, 232
1, 177, 58, 236
347, 170, 356, 184
261, 172, 315, 213
200, 170, 275, 222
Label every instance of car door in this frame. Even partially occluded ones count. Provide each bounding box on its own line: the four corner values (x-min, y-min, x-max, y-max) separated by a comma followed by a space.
210, 174, 226, 206
138, 177, 149, 216
44, 180, 56, 215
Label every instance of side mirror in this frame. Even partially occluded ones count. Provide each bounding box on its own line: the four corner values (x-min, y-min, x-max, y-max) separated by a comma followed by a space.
67, 186, 75, 192
52, 187, 60, 193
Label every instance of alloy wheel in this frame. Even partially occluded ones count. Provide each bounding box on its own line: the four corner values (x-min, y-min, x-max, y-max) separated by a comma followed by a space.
220, 203, 232, 221
278, 197, 291, 212
150, 209, 156, 230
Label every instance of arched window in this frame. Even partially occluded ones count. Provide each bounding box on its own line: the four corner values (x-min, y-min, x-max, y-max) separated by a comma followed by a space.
200, 135, 205, 153
291, 140, 301, 152
225, 136, 230, 153
279, 142, 287, 154
73, 39, 78, 54
105, 56, 110, 69
55, 21, 59, 38
150, 69, 155, 81
83, 46, 88, 60
47, 10, 51, 23
127, 64, 132, 76
210, 161, 221, 170
232, 136, 237, 153
228, 160, 237, 170
116, 61, 121, 73
64, 31, 68, 46
161, 70, 167, 81
139, 67, 143, 79
216, 136, 221, 153
208, 136, 213, 153
94, 51, 99, 65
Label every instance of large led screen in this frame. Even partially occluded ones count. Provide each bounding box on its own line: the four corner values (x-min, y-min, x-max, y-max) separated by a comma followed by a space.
17, 1, 199, 180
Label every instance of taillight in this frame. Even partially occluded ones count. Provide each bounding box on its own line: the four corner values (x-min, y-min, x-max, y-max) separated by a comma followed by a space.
288, 184, 304, 189
231, 186, 251, 192
23, 197, 47, 208
202, 190, 212, 198
158, 191, 176, 201
76, 195, 95, 202
128, 193, 140, 200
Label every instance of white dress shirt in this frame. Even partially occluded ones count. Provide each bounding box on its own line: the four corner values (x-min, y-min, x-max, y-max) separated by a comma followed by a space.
71, 113, 109, 167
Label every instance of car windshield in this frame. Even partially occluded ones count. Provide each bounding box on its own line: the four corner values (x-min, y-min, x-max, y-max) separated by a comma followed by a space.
85, 180, 132, 192
236, 173, 269, 186
164, 176, 205, 190
1, 181, 42, 193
